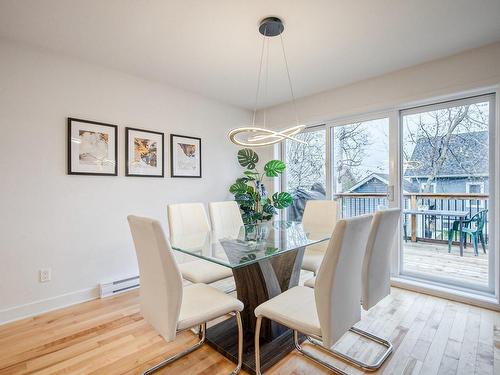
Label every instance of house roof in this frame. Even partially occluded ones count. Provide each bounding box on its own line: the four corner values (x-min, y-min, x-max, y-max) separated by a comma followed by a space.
348, 172, 420, 193
404, 131, 488, 178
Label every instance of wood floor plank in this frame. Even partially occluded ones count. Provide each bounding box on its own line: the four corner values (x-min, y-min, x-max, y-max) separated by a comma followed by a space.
456, 307, 481, 375
0, 288, 498, 375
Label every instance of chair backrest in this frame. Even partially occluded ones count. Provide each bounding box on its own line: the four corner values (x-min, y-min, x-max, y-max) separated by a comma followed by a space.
472, 209, 488, 231
302, 200, 338, 236
127, 215, 183, 342
167, 203, 211, 242
314, 214, 373, 348
208, 201, 244, 239
361, 208, 401, 311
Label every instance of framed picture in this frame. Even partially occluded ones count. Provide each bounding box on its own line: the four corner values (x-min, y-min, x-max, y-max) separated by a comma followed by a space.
125, 127, 164, 177
67, 118, 117, 176
170, 134, 202, 178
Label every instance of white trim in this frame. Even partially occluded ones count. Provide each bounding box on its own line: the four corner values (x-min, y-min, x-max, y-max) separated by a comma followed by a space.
391, 277, 499, 311
0, 287, 99, 325
465, 181, 485, 194
491, 88, 499, 303
405, 174, 489, 179
419, 182, 436, 193
347, 173, 389, 192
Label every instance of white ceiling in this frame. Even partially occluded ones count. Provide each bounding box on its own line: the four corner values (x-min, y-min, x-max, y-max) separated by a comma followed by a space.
1, 0, 500, 109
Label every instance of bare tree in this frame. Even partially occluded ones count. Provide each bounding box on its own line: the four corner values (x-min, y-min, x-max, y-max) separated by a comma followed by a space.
403, 103, 489, 192
334, 123, 371, 192
285, 131, 325, 192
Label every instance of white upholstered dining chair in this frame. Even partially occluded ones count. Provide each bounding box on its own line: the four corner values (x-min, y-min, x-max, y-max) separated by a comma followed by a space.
304, 208, 401, 370
127, 215, 244, 375
254, 214, 373, 374
167, 203, 233, 284
208, 201, 244, 240
301, 200, 338, 274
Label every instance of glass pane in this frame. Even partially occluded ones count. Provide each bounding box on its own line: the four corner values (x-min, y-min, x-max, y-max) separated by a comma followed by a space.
170, 221, 330, 269
332, 118, 390, 217
284, 129, 326, 221
401, 99, 490, 289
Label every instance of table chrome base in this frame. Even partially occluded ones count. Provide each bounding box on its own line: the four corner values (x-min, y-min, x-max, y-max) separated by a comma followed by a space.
143, 311, 243, 375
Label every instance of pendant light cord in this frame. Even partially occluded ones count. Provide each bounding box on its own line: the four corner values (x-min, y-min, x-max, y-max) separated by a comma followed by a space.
279, 32, 300, 126
263, 34, 270, 129
251, 28, 267, 127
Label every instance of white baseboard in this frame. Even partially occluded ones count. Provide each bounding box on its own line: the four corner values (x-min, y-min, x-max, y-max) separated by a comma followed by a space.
391, 276, 500, 312
0, 287, 99, 325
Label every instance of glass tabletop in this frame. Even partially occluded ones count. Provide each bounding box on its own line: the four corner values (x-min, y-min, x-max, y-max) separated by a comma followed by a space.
170, 220, 330, 269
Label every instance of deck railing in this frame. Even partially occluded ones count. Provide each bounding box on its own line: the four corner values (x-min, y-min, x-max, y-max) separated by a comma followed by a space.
334, 193, 489, 245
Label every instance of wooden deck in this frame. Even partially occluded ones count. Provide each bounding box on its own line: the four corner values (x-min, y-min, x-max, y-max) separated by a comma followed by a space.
403, 241, 489, 287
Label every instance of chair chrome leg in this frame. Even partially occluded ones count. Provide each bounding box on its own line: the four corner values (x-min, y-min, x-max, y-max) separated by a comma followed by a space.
293, 330, 349, 375
305, 326, 393, 371
254, 316, 262, 375
142, 323, 206, 375
230, 311, 244, 375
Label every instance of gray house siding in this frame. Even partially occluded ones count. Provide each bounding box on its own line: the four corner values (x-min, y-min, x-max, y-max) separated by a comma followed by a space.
352, 178, 387, 193
408, 177, 489, 194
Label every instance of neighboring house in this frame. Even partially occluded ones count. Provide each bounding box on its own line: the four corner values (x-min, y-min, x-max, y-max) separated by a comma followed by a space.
404, 131, 489, 194
348, 172, 419, 194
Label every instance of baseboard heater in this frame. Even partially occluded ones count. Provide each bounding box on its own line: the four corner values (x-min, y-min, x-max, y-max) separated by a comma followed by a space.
99, 275, 140, 298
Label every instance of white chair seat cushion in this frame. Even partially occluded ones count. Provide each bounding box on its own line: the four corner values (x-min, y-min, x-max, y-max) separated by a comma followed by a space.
254, 286, 321, 338
178, 259, 233, 284
304, 276, 316, 288
177, 283, 243, 331
301, 245, 326, 274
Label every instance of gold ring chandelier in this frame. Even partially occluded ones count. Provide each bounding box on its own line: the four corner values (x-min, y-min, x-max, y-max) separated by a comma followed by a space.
228, 17, 306, 147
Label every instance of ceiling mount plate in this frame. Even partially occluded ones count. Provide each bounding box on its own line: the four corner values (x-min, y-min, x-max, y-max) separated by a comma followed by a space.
259, 17, 284, 37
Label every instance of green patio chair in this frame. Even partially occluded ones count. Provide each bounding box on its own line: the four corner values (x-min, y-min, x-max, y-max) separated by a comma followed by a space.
447, 209, 487, 256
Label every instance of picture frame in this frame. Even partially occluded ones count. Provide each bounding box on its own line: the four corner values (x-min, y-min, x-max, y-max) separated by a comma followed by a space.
170, 134, 202, 178
125, 127, 164, 177
67, 117, 118, 176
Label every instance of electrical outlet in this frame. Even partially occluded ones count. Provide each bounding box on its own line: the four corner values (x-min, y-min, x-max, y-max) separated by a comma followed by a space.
39, 268, 51, 283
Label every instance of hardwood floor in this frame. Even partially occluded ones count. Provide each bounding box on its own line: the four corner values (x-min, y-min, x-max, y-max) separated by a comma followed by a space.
1, 287, 499, 375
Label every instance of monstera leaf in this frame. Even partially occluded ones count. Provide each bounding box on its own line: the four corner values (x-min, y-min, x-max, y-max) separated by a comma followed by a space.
244, 170, 259, 180
237, 148, 259, 169
264, 160, 286, 177
272, 192, 293, 209
229, 181, 248, 194
234, 193, 255, 208
263, 203, 277, 215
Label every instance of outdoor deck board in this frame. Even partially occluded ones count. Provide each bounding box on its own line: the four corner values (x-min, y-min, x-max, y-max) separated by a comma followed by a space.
403, 242, 488, 287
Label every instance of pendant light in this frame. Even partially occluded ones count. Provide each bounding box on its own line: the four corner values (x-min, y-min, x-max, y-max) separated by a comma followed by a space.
228, 17, 306, 147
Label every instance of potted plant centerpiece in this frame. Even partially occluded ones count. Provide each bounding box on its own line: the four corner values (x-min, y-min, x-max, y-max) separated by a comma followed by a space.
229, 149, 293, 231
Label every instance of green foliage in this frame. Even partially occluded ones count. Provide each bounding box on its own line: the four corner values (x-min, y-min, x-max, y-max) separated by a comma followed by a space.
237, 148, 259, 169
229, 148, 293, 225
272, 192, 293, 209
229, 181, 248, 194
264, 160, 286, 177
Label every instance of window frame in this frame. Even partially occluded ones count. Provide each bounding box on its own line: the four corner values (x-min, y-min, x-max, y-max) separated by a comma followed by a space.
277, 88, 499, 307
399, 93, 496, 294
466, 181, 485, 194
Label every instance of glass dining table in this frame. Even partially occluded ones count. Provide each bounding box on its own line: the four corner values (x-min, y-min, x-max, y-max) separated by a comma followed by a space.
170, 220, 330, 374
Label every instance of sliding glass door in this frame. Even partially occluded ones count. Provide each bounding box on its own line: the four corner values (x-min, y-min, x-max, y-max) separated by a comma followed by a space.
280, 92, 496, 297
400, 94, 495, 292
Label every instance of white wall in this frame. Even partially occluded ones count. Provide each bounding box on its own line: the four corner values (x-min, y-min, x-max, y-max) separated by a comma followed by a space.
0, 40, 250, 323
260, 42, 500, 126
